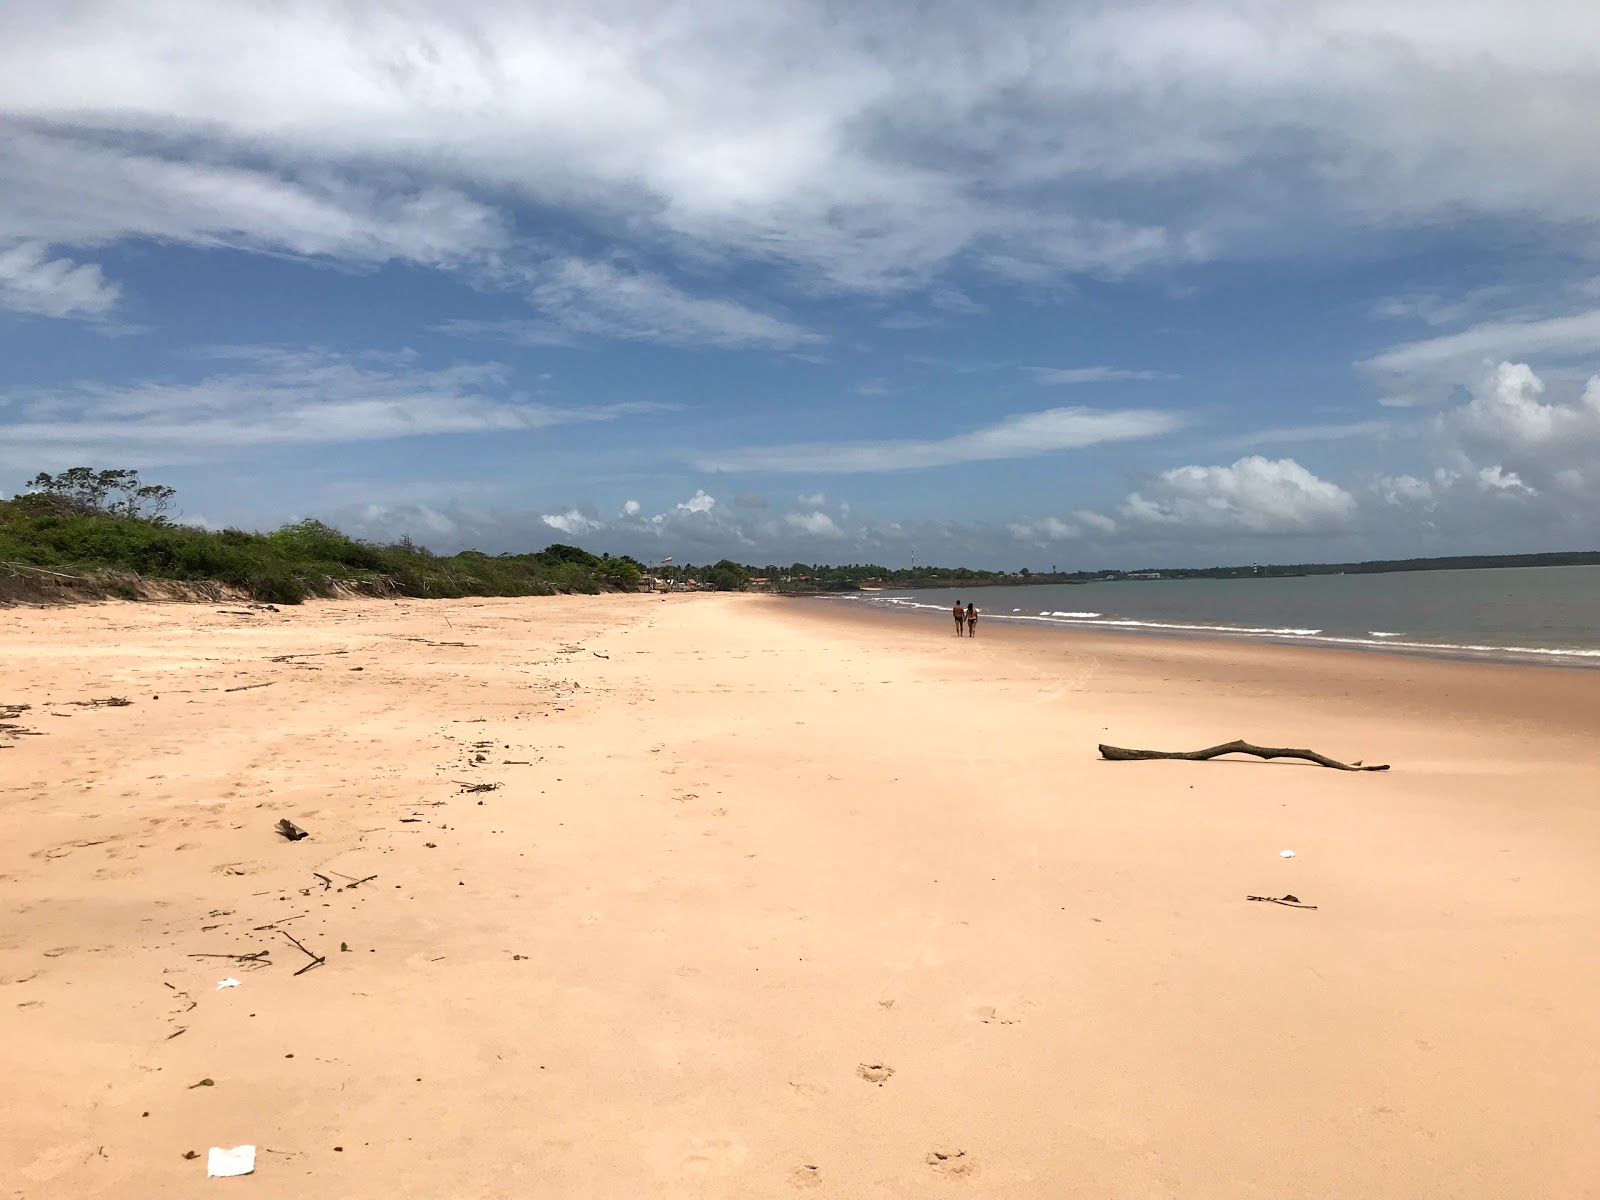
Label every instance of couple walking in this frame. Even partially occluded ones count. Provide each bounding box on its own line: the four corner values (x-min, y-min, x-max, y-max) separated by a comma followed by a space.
951, 601, 978, 637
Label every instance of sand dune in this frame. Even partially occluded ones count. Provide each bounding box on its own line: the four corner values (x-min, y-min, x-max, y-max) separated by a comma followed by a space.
3, 593, 1598, 1198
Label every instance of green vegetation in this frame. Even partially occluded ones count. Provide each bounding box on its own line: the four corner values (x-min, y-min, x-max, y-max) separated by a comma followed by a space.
8, 466, 1595, 605
2, 469, 646, 604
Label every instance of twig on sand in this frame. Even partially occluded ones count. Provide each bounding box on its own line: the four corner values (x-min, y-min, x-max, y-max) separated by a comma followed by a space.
456, 781, 500, 794
1247, 894, 1318, 910
1098, 739, 1389, 772
252, 914, 306, 930
224, 682, 274, 693
280, 930, 326, 975
68, 696, 131, 708
268, 650, 348, 663
187, 950, 271, 964
312, 872, 332, 890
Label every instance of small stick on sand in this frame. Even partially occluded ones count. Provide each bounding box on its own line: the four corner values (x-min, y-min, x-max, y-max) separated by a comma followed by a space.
280, 930, 326, 975
186, 950, 271, 963
1098, 739, 1389, 772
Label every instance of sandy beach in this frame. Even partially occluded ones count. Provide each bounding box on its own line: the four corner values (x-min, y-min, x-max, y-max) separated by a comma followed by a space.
4, 592, 1599, 1199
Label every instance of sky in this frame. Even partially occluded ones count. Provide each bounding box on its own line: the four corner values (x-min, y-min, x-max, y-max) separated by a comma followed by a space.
4, 0, 1600, 570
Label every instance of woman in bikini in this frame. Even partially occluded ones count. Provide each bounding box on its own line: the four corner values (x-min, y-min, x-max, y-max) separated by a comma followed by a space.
965, 602, 978, 637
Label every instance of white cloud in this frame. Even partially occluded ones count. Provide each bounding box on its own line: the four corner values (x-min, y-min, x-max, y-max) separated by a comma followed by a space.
0, 240, 120, 318
1228, 419, 1393, 448
440, 258, 822, 349
1009, 516, 1086, 543
796, 492, 826, 508
1373, 472, 1439, 509
1433, 360, 1600, 494
541, 508, 604, 537
1360, 310, 1600, 389
1120, 456, 1358, 535
0, 346, 660, 468
1027, 366, 1175, 385
0, 127, 506, 268
668, 490, 716, 516
8, 2, 1600, 298
695, 406, 1183, 474
785, 510, 842, 537
620, 499, 642, 517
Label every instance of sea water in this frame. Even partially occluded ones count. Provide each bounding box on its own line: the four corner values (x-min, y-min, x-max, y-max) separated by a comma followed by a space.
842, 565, 1600, 666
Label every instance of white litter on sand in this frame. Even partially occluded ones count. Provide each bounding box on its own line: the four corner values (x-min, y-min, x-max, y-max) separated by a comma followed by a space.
207, 1145, 255, 1177
216, 978, 240, 990
1279, 850, 1296, 859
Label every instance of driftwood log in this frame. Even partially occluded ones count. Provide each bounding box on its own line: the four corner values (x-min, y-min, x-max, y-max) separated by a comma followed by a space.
1098, 739, 1389, 772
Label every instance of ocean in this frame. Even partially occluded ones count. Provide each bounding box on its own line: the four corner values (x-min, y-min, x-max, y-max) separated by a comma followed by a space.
839, 565, 1600, 665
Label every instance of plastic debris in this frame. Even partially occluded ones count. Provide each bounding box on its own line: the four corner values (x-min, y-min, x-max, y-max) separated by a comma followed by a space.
207, 1145, 255, 1177
216, 978, 241, 990
1279, 850, 1296, 858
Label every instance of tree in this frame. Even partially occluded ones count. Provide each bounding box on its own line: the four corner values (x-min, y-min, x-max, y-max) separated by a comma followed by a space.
536, 543, 601, 569
22, 467, 176, 521
705, 559, 751, 592
597, 556, 643, 590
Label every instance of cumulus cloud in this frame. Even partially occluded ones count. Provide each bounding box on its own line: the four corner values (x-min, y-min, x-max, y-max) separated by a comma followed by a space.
0, 346, 663, 470
696, 406, 1183, 474
1434, 361, 1600, 495
1120, 456, 1359, 536
668, 489, 717, 516
796, 492, 826, 508
785, 510, 842, 537
541, 508, 604, 536
620, 499, 642, 517
0, 240, 120, 318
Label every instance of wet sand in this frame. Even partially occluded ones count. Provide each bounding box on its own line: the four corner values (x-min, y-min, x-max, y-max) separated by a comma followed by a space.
3, 593, 1598, 1198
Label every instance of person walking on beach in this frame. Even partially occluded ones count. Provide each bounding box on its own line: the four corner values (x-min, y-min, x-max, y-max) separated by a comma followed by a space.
953, 600, 966, 636
966, 602, 978, 638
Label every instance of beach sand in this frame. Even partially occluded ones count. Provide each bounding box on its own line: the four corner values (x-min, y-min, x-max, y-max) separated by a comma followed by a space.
3, 593, 1598, 1198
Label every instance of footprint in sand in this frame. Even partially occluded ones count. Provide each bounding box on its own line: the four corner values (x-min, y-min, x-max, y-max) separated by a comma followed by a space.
33, 837, 115, 861
926, 1148, 974, 1177
791, 1163, 823, 1189
856, 1062, 894, 1085
973, 1005, 1019, 1025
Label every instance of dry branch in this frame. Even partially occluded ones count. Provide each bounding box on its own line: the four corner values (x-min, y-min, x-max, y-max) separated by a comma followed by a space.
1248, 894, 1318, 910
1098, 739, 1389, 772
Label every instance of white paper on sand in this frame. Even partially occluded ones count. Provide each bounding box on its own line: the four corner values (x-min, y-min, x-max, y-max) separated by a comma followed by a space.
207, 1145, 256, 1177
1279, 850, 1296, 858
216, 978, 241, 990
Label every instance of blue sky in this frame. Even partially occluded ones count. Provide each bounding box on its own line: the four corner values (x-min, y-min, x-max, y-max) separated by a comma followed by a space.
4, 0, 1600, 568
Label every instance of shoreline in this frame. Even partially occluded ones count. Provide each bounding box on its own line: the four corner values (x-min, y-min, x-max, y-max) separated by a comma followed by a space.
5, 593, 1597, 1198
814, 589, 1600, 671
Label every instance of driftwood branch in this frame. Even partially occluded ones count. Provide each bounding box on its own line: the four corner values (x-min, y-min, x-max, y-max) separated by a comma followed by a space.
1247, 894, 1318, 910
1098, 739, 1388, 772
